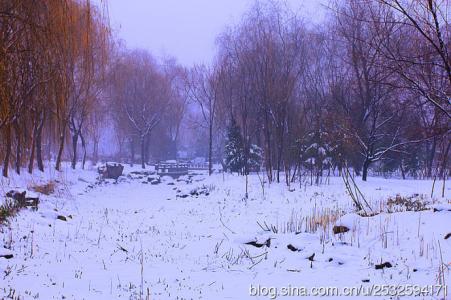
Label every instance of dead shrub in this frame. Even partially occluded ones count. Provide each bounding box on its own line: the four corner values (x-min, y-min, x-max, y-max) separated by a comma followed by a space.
386, 194, 428, 213
0, 198, 20, 224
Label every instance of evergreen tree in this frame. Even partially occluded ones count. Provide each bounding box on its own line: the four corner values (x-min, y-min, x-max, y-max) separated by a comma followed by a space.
224, 118, 244, 173
247, 144, 262, 172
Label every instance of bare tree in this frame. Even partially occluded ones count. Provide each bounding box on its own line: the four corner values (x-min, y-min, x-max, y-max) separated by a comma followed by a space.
111, 50, 171, 168
188, 65, 221, 175
377, 0, 450, 118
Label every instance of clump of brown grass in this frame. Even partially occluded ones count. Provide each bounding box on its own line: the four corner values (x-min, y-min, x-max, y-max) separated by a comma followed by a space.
305, 208, 343, 236
257, 208, 343, 237
29, 181, 56, 195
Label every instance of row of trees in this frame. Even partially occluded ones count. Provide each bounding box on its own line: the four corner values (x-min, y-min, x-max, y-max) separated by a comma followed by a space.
195, 0, 449, 183
1, 0, 449, 184
0, 0, 109, 177
0, 1, 195, 177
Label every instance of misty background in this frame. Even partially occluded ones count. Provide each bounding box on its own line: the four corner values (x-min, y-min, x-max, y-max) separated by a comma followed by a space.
93, 0, 327, 158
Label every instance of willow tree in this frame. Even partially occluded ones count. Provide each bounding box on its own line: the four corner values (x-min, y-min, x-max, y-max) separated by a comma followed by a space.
111, 50, 172, 168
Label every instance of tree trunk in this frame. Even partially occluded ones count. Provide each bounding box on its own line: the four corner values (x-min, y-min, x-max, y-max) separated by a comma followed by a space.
439, 140, 450, 179
264, 114, 273, 183
245, 173, 248, 199
362, 158, 371, 181
2, 125, 12, 177
93, 137, 99, 164
291, 163, 298, 183
80, 131, 87, 169
276, 126, 284, 183
71, 132, 79, 169
14, 122, 21, 174
144, 134, 151, 164
285, 163, 290, 187
208, 122, 213, 175
400, 159, 406, 180
170, 139, 177, 160
28, 120, 37, 174
55, 128, 66, 171
140, 136, 146, 169
36, 120, 44, 172
130, 137, 135, 167
427, 138, 437, 178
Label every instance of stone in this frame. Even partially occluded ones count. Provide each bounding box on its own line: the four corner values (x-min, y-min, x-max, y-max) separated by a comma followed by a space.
375, 262, 392, 270
333, 225, 350, 234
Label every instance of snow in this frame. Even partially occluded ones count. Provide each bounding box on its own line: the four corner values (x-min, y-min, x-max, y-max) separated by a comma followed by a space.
334, 213, 361, 230
0, 165, 450, 299
431, 203, 451, 212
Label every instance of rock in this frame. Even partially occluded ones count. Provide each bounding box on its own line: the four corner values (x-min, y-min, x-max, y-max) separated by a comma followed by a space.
245, 238, 271, 248
99, 163, 124, 180
444, 233, 451, 240
307, 253, 315, 261
57, 215, 67, 221
188, 186, 211, 197
362, 279, 370, 283
287, 244, 300, 252
375, 262, 392, 270
0, 254, 13, 259
333, 225, 350, 234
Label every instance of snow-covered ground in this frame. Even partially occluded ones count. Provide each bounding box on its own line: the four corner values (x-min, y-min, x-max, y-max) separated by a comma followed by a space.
0, 164, 450, 299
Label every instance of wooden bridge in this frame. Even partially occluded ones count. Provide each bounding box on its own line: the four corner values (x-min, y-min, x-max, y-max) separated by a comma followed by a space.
155, 161, 210, 177
156, 162, 189, 178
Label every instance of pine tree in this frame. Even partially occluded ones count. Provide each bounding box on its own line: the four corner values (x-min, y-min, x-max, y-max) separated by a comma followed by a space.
247, 144, 262, 172
224, 118, 244, 173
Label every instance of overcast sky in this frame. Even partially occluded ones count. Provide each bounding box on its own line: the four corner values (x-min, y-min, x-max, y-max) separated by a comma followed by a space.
94, 0, 327, 67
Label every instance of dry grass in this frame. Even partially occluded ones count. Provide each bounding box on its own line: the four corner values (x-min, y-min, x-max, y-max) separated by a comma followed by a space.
385, 194, 429, 213
29, 181, 56, 195
258, 208, 343, 237
0, 199, 19, 224
305, 208, 343, 235
0, 197, 29, 225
